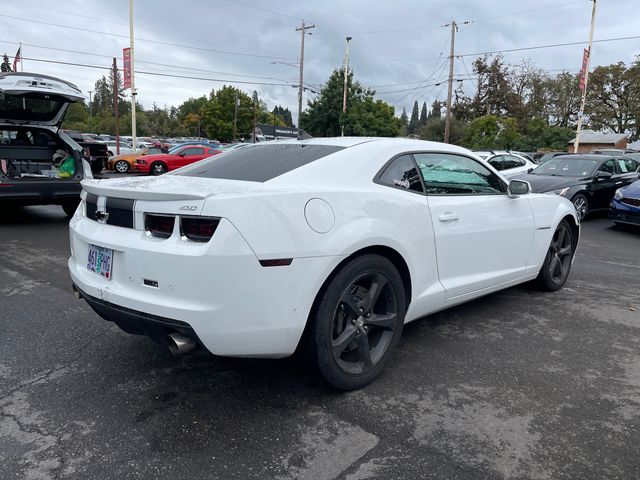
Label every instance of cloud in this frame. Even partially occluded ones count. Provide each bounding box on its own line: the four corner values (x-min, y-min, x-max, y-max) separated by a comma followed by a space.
2, 0, 636, 124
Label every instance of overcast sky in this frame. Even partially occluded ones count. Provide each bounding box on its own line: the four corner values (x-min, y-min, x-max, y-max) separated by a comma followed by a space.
2, 0, 637, 124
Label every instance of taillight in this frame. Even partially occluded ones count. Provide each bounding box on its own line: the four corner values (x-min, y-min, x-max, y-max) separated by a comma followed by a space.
145, 214, 175, 239
180, 216, 219, 242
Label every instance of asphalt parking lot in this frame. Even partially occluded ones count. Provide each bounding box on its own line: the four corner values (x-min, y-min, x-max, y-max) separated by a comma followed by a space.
1, 207, 639, 480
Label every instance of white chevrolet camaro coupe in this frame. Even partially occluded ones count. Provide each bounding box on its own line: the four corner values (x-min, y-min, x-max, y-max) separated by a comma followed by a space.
68, 138, 579, 390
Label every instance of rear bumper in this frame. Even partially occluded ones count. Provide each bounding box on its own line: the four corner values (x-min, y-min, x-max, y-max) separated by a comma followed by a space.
73, 284, 200, 345
0, 178, 81, 204
69, 214, 343, 358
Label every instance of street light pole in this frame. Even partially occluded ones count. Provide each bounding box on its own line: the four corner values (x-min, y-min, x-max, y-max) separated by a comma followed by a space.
341, 36, 352, 137
129, 0, 137, 152
574, 0, 597, 154
88, 90, 93, 131
295, 20, 314, 140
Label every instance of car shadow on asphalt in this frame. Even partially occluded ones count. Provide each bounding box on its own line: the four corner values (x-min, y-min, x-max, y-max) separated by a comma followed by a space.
1, 205, 69, 225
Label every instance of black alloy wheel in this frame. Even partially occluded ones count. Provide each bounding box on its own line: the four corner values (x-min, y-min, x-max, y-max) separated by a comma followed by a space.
572, 194, 589, 221
309, 254, 406, 390
61, 199, 80, 217
151, 162, 167, 175
537, 219, 575, 291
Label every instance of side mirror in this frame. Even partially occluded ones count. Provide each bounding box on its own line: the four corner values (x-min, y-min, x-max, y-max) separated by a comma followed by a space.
178, 152, 186, 157
527, 167, 534, 173
507, 179, 531, 198
595, 171, 612, 180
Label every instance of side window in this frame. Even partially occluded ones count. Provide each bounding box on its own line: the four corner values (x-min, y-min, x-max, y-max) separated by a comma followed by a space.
504, 155, 526, 168
488, 155, 506, 171
599, 159, 616, 174
377, 155, 424, 193
618, 158, 639, 173
414, 153, 505, 195
181, 147, 204, 156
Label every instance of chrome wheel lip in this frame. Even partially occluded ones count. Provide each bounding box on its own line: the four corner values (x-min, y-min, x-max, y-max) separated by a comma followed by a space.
330, 271, 397, 375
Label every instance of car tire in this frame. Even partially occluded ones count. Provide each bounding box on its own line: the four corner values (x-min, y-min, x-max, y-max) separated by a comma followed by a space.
307, 254, 406, 391
572, 194, 589, 221
536, 219, 575, 292
114, 160, 130, 173
150, 162, 167, 175
90, 160, 104, 175
61, 199, 80, 218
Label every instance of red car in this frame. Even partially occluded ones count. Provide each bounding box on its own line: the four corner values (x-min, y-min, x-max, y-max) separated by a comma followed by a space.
135, 144, 221, 175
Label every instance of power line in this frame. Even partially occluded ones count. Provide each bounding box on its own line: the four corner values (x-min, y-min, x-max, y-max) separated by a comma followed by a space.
458, 34, 640, 58
0, 13, 299, 61
0, 40, 295, 82
13, 0, 292, 55
17, 56, 296, 88
464, 0, 589, 25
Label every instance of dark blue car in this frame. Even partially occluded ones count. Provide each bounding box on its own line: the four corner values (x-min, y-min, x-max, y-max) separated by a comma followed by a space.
609, 179, 640, 226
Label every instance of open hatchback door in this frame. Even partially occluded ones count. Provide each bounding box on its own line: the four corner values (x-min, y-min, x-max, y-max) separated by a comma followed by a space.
0, 72, 84, 127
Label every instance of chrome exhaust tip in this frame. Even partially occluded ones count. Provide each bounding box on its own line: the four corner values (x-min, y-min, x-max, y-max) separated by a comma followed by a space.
72, 284, 81, 299
167, 332, 197, 356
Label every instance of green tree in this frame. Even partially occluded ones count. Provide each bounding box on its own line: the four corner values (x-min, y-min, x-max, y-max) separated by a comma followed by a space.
407, 100, 419, 135
545, 72, 580, 128
300, 68, 400, 137
586, 61, 639, 135
461, 115, 519, 150
61, 102, 90, 131
417, 117, 464, 144
201, 86, 254, 141
419, 101, 428, 127
1, 54, 11, 72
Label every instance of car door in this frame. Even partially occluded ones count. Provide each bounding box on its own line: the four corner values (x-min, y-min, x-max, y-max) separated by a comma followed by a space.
177, 147, 205, 168
591, 158, 619, 209
414, 152, 535, 299
615, 157, 640, 188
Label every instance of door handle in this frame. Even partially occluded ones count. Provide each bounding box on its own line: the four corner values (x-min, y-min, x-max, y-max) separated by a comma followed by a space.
438, 212, 459, 222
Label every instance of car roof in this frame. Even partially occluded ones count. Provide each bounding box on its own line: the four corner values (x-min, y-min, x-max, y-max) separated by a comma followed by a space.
553, 154, 613, 161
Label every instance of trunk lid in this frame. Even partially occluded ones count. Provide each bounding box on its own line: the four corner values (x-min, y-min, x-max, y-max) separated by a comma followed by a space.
0, 72, 84, 127
81, 175, 261, 201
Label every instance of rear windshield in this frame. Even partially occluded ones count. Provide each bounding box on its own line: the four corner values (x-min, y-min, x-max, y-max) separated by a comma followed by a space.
0, 93, 65, 122
175, 143, 345, 182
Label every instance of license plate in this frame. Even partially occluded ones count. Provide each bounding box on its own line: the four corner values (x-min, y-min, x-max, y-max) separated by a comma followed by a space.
87, 244, 113, 280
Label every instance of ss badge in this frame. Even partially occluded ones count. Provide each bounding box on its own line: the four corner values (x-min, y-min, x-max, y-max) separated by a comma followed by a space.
179, 205, 198, 211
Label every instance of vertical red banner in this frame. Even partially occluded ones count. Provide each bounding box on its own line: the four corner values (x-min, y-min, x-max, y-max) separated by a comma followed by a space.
123, 48, 131, 90
579, 48, 589, 91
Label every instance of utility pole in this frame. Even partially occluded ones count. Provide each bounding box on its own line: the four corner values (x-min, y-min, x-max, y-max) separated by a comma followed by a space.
341, 36, 352, 137
233, 92, 239, 141
574, 0, 597, 154
252, 91, 257, 143
88, 90, 93, 132
295, 20, 315, 140
112, 58, 120, 155
129, 0, 137, 152
444, 20, 457, 144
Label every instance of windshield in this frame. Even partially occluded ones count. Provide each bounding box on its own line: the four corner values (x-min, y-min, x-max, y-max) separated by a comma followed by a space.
168, 145, 184, 154
0, 92, 66, 122
532, 157, 600, 177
